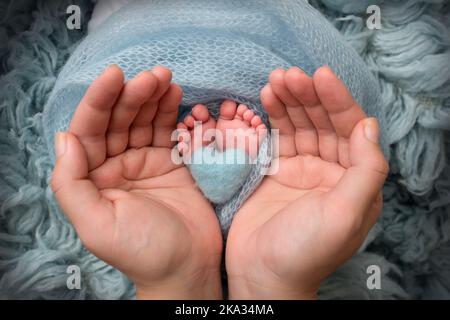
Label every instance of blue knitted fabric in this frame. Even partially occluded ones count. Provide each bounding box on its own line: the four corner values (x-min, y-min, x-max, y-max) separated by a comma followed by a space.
42, 0, 385, 233
1, 0, 449, 299
188, 147, 253, 205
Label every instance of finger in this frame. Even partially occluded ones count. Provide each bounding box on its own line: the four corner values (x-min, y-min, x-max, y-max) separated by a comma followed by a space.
129, 66, 173, 148
313, 66, 366, 167
260, 83, 296, 157
51, 132, 115, 247
269, 68, 319, 157
106, 71, 158, 156
269, 68, 301, 107
148, 66, 173, 102
285, 67, 338, 162
326, 118, 389, 227
313, 66, 366, 139
69, 65, 124, 170
151, 83, 183, 147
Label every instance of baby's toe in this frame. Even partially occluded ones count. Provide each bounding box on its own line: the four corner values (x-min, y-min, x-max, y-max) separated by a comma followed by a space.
219, 100, 237, 120
251, 115, 263, 128
243, 109, 255, 124
236, 104, 248, 120
183, 115, 195, 128
256, 123, 268, 141
192, 104, 210, 122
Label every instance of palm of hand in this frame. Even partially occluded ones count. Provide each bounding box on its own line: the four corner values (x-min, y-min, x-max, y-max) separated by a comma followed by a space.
226, 67, 387, 295
88, 147, 220, 285
51, 66, 222, 290
227, 156, 368, 288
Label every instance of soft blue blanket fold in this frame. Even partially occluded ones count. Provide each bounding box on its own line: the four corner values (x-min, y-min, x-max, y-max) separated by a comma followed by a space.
43, 0, 384, 232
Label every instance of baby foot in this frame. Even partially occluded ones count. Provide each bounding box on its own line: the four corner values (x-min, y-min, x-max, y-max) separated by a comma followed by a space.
215, 100, 266, 160
175, 100, 266, 204
177, 104, 216, 161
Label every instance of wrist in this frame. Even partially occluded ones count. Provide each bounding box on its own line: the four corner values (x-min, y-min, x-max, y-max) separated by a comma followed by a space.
227, 274, 318, 300
135, 268, 223, 300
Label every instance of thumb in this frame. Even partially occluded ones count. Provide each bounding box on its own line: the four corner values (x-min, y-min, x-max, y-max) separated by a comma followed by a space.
329, 118, 389, 216
51, 132, 113, 237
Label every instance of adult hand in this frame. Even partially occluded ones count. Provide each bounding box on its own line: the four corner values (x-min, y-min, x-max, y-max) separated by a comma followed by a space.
226, 66, 388, 299
51, 65, 223, 299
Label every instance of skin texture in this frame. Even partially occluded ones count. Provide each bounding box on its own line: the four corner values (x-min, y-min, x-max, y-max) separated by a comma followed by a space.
225, 66, 389, 299
51, 64, 388, 300
51, 65, 223, 299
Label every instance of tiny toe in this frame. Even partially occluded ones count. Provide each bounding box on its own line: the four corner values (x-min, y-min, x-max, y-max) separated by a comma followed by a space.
251, 115, 263, 127
177, 122, 188, 130
243, 109, 255, 123
192, 104, 210, 122
256, 123, 268, 138
219, 100, 237, 120
236, 104, 248, 119
184, 115, 195, 128
257, 124, 268, 143
256, 123, 267, 131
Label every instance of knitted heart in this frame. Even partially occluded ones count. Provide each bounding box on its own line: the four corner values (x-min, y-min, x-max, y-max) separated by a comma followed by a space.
187, 147, 252, 204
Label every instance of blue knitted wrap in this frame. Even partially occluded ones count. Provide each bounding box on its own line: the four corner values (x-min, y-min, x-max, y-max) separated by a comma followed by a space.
43, 0, 385, 233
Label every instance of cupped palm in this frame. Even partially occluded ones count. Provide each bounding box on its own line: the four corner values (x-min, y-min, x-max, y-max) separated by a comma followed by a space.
51, 66, 222, 290
226, 66, 388, 297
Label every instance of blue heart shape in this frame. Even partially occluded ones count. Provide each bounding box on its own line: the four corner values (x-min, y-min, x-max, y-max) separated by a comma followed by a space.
187, 147, 252, 204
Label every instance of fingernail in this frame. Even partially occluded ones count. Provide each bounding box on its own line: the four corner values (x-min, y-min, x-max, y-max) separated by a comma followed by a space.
55, 132, 67, 158
364, 118, 380, 143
